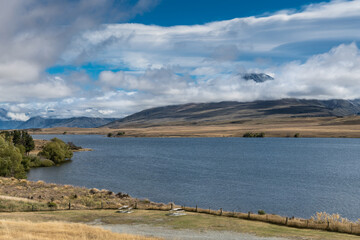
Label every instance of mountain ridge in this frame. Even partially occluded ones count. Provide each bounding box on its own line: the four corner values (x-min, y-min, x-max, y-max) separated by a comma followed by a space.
0, 116, 118, 130
104, 98, 360, 128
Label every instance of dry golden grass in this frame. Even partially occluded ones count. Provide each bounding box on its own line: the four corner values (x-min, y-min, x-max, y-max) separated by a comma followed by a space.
0, 219, 160, 240
28, 116, 360, 138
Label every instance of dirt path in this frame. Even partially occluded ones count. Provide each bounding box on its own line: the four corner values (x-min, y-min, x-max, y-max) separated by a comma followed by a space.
99, 224, 291, 240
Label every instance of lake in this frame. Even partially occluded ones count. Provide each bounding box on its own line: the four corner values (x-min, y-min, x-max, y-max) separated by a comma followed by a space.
28, 135, 360, 220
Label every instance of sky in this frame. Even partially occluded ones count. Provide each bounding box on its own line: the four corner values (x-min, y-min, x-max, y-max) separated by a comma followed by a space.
1, 0, 360, 121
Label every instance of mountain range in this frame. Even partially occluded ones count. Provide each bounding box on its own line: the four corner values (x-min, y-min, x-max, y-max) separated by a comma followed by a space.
1, 98, 360, 130
104, 99, 360, 128
0, 111, 117, 130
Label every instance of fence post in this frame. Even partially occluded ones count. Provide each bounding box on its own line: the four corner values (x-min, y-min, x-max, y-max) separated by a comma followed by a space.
68, 201, 71, 210
209, 208, 211, 214
327, 221, 330, 230
32, 204, 34, 211
306, 220, 309, 227
170, 203, 173, 210
285, 217, 288, 225
195, 205, 198, 212
220, 208, 223, 216
135, 202, 138, 209
101, 201, 103, 209
248, 212, 251, 219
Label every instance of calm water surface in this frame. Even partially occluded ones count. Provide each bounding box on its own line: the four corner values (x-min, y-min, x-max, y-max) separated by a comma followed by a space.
28, 135, 360, 220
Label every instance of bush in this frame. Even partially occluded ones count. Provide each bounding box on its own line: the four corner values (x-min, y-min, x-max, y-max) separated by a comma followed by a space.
47, 202, 57, 208
39, 138, 73, 164
107, 133, 113, 137
243, 132, 265, 138
294, 133, 300, 138
40, 159, 55, 167
258, 209, 266, 215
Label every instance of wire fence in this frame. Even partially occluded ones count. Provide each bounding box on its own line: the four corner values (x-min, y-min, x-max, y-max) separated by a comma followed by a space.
1, 201, 360, 236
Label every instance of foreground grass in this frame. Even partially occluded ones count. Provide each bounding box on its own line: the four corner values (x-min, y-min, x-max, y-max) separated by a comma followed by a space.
1, 210, 359, 240
0, 219, 160, 240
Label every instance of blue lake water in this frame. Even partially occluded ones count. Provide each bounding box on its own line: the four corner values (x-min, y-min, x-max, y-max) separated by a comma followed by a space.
28, 135, 360, 220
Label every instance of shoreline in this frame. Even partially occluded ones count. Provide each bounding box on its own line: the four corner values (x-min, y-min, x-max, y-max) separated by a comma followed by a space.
26, 116, 360, 138
1, 177, 360, 238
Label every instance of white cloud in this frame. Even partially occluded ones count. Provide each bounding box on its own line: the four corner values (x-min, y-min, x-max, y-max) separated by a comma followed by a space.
2, 0, 360, 119
6, 112, 30, 121
0, 0, 159, 103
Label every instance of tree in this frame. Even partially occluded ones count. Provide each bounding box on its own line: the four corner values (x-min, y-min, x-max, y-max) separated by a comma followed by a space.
0, 130, 35, 154
39, 138, 73, 164
0, 136, 26, 179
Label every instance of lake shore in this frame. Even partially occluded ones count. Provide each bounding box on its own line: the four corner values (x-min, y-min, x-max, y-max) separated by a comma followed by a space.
1, 177, 360, 239
28, 116, 360, 138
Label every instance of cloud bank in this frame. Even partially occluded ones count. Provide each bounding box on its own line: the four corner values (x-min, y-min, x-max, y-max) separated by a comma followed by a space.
1, 0, 360, 119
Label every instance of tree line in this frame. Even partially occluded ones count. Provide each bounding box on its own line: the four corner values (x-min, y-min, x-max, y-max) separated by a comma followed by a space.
0, 130, 73, 179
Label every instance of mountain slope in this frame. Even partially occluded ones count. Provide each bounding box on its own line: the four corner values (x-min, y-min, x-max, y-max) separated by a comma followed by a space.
18, 117, 117, 129
104, 99, 360, 128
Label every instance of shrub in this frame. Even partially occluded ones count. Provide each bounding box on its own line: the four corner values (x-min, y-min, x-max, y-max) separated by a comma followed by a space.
47, 202, 57, 208
243, 132, 265, 138
258, 209, 266, 215
294, 133, 300, 138
116, 131, 125, 136
40, 159, 55, 167
107, 133, 113, 137
38, 138, 73, 164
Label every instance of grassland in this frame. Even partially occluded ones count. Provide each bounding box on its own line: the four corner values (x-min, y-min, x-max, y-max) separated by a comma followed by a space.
28, 116, 360, 138
1, 210, 360, 240
0, 219, 160, 240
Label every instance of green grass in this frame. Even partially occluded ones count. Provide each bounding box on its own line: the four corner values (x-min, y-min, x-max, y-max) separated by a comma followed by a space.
1, 210, 359, 240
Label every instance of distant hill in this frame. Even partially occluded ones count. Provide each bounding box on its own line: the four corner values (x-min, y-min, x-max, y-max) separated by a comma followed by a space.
0, 116, 118, 130
18, 117, 117, 129
104, 99, 360, 128
0, 108, 24, 129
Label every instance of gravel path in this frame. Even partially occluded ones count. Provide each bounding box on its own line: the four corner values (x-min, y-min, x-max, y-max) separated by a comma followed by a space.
100, 224, 291, 240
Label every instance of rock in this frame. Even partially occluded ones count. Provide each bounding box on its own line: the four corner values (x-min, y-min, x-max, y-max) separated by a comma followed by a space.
115, 192, 130, 198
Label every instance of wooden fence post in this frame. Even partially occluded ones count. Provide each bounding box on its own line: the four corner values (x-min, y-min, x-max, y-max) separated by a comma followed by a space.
135, 202, 138, 209
285, 217, 288, 225
327, 221, 330, 230
68, 201, 71, 210
32, 205, 34, 211
195, 205, 198, 212
248, 212, 251, 219
220, 208, 223, 216
170, 203, 173, 210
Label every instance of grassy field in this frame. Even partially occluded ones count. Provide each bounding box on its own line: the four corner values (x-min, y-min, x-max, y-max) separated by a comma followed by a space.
0, 219, 160, 240
1, 210, 360, 240
28, 116, 360, 138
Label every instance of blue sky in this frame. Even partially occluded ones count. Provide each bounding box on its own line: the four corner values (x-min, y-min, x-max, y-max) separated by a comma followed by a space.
1, 0, 360, 120
132, 0, 330, 26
